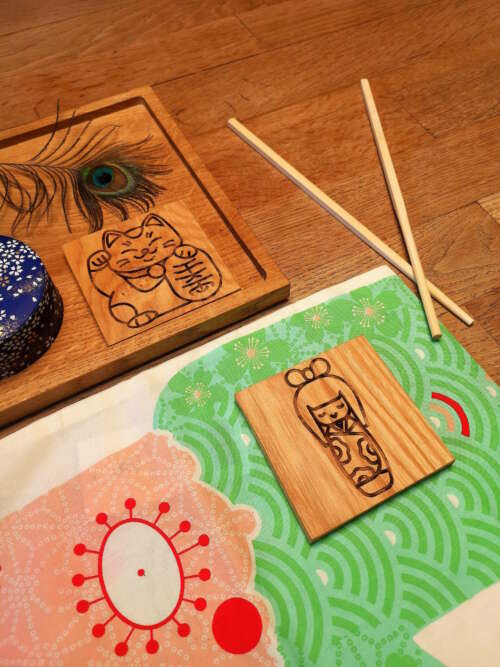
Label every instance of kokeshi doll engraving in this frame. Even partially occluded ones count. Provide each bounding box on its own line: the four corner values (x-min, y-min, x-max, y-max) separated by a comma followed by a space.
285, 357, 393, 497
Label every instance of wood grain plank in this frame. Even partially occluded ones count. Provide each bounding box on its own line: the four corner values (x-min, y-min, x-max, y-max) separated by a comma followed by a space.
155, 0, 500, 136
0, 5, 254, 75
0, 14, 260, 131
239, 0, 436, 48
0, 0, 273, 38
387, 59, 500, 138
371, 6, 500, 137
463, 289, 500, 355
0, 0, 124, 36
408, 204, 500, 301
194, 84, 432, 204
479, 191, 500, 221
225, 0, 286, 10
193, 94, 500, 245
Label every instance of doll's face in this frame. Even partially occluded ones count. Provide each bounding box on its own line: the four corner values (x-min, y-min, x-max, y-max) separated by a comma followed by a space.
310, 394, 349, 426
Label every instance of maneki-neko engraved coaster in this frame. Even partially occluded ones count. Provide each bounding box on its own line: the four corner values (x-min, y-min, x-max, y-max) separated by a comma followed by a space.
236, 336, 454, 542
64, 200, 239, 344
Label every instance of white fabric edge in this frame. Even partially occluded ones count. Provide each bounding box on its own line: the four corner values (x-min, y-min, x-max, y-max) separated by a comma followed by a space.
10, 264, 393, 436
0, 265, 393, 518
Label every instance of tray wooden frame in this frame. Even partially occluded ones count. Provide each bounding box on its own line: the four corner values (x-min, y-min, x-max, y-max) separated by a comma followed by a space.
0, 88, 289, 427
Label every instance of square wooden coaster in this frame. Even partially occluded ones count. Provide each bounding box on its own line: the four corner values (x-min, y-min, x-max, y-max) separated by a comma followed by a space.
64, 200, 240, 344
236, 336, 454, 542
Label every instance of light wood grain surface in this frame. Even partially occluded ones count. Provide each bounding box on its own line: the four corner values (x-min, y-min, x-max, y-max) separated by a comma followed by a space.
237, 337, 454, 541
1, 0, 499, 433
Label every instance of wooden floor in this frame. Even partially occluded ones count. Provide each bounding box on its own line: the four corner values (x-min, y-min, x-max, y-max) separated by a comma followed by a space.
1, 0, 499, 380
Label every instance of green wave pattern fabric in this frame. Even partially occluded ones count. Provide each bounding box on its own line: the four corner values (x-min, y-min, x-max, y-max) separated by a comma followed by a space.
154, 275, 500, 666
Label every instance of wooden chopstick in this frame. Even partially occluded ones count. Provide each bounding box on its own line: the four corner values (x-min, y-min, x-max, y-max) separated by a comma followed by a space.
360, 79, 441, 340
227, 117, 474, 327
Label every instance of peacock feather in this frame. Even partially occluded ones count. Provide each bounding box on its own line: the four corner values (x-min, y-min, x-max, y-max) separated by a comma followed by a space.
0, 104, 171, 233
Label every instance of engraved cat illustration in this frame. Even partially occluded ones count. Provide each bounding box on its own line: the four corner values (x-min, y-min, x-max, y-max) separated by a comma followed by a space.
87, 213, 222, 328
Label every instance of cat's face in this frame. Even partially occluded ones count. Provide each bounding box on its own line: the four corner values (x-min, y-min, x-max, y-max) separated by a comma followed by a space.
103, 214, 182, 275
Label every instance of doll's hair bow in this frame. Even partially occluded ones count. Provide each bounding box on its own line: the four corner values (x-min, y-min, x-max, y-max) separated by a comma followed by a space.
284, 357, 331, 388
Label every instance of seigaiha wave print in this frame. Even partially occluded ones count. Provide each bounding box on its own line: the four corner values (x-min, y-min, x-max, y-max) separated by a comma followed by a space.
154, 274, 500, 666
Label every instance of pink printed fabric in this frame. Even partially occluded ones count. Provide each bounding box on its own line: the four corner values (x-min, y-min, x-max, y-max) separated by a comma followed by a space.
0, 433, 280, 665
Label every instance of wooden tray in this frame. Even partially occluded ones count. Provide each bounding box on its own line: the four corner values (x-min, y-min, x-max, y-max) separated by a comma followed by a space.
0, 88, 289, 427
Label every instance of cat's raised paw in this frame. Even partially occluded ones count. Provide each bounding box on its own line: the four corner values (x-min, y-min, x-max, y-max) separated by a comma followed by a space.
88, 249, 110, 271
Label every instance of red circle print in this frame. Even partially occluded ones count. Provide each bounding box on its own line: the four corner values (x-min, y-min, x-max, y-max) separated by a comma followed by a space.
194, 597, 206, 611
115, 642, 128, 656
177, 623, 190, 637
146, 638, 159, 654
72, 573, 84, 587
92, 623, 105, 638
124, 497, 136, 510
212, 597, 262, 654
76, 600, 89, 614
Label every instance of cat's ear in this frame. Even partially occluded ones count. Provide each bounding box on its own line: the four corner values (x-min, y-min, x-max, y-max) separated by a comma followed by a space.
103, 230, 122, 248
143, 214, 169, 228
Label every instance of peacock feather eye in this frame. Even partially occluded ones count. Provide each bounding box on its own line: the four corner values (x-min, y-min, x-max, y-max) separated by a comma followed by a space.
80, 163, 135, 197
0, 103, 170, 233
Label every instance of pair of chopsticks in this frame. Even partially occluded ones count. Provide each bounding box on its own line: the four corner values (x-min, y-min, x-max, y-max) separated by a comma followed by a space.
227, 82, 473, 335
360, 79, 441, 339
